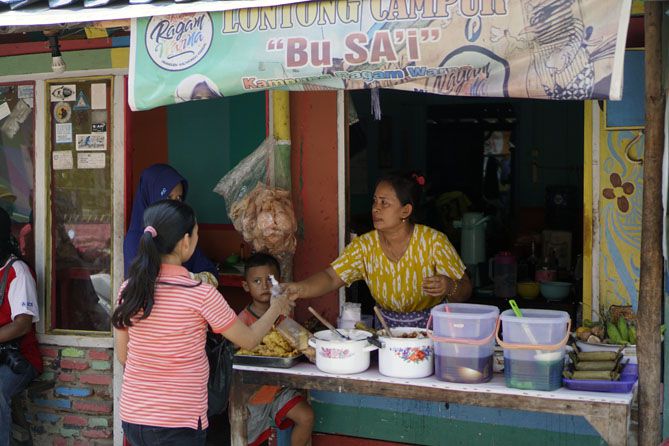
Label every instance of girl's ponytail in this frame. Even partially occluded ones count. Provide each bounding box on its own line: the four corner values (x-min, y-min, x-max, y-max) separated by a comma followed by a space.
112, 200, 196, 328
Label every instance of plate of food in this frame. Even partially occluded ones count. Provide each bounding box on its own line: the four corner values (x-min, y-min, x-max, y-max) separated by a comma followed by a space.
234, 329, 303, 368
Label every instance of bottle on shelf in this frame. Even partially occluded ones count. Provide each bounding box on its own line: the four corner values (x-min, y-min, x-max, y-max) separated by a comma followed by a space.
526, 241, 538, 281
548, 249, 559, 271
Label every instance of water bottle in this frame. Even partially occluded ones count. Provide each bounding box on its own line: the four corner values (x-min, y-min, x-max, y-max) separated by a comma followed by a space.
269, 274, 282, 303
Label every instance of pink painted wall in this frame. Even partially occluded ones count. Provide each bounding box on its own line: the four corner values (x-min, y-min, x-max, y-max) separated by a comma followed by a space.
290, 92, 340, 324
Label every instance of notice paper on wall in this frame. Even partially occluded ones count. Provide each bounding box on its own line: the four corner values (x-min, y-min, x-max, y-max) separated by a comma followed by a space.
50, 84, 76, 102
77, 152, 105, 169
0, 102, 10, 121
52, 150, 73, 170
55, 123, 72, 144
18, 85, 35, 101
91, 83, 106, 109
1, 100, 31, 139
75, 133, 106, 151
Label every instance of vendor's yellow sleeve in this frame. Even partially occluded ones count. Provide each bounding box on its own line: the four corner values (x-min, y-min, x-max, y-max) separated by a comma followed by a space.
331, 225, 466, 313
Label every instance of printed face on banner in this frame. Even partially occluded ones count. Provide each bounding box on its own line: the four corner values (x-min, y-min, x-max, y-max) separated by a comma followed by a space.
129, 0, 630, 110
145, 13, 214, 71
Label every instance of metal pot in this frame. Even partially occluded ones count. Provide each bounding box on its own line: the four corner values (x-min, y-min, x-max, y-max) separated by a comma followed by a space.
308, 329, 377, 374
378, 327, 434, 378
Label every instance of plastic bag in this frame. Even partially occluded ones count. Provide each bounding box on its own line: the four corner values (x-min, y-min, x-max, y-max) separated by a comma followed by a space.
213, 137, 273, 220
214, 137, 297, 277
206, 331, 235, 416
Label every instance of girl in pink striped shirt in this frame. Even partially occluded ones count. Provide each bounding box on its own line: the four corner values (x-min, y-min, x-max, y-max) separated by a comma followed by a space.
113, 200, 293, 446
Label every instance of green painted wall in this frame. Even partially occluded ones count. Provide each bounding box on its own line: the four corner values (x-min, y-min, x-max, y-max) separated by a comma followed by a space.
0, 49, 116, 76
167, 93, 266, 224
312, 402, 605, 446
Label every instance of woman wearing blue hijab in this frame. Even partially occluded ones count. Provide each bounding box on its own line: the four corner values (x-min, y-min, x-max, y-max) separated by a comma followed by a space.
123, 164, 218, 283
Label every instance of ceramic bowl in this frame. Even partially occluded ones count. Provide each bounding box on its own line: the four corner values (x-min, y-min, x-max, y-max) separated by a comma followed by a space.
540, 281, 571, 301
517, 281, 540, 300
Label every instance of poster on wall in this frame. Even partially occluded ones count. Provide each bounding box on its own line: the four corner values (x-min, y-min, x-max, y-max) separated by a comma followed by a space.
50, 84, 76, 102
52, 150, 73, 170
0, 102, 9, 121
55, 123, 72, 143
75, 133, 106, 151
129, 0, 632, 111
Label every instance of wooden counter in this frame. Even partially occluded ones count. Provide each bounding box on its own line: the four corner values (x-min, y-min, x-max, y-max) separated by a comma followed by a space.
230, 363, 635, 446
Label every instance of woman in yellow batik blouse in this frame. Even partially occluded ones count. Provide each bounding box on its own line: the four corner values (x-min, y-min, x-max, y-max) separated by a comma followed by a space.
284, 172, 471, 328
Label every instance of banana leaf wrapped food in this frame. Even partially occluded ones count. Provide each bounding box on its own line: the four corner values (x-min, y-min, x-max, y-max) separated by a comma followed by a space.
563, 370, 621, 381
575, 351, 620, 361
574, 360, 620, 371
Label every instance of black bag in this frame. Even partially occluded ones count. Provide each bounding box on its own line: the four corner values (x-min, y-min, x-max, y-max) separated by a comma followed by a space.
206, 331, 235, 416
0, 257, 30, 374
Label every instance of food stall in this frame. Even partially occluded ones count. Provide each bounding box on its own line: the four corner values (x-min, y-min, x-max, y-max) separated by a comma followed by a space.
124, 1, 649, 444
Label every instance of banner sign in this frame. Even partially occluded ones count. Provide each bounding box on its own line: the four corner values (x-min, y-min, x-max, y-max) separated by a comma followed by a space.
129, 0, 631, 111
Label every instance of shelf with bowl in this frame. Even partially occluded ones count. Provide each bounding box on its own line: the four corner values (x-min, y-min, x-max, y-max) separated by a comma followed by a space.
539, 281, 572, 302
516, 281, 540, 300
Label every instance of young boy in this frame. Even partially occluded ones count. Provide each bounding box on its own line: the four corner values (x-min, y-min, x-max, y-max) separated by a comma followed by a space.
240, 253, 314, 446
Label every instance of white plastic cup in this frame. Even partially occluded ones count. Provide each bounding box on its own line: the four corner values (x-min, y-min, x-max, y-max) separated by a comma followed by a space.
337, 317, 358, 329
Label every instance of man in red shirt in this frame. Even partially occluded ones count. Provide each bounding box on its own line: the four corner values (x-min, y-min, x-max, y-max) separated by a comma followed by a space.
0, 207, 42, 446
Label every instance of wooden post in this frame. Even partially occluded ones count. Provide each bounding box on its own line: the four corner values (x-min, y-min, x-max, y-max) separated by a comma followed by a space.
638, 2, 665, 445
229, 371, 251, 446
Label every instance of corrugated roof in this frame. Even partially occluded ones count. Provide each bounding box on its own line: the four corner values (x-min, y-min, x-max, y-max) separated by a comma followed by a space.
0, 0, 306, 27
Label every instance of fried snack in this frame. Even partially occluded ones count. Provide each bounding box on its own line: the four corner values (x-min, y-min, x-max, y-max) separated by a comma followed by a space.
262, 330, 293, 352
236, 329, 299, 358
229, 183, 297, 255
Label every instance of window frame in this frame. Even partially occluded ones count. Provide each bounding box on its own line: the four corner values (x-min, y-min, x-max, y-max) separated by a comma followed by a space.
0, 68, 126, 348
45, 75, 115, 335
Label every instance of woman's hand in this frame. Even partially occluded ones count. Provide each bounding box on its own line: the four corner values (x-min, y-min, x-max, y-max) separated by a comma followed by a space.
224, 293, 297, 350
281, 282, 306, 300
269, 293, 296, 317
422, 274, 453, 298
282, 268, 346, 300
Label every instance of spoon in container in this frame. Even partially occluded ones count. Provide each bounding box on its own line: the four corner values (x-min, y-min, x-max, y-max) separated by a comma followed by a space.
308, 306, 349, 341
373, 306, 393, 337
509, 299, 538, 345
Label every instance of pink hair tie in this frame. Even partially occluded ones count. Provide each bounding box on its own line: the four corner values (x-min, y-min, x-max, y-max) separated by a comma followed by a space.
144, 226, 158, 238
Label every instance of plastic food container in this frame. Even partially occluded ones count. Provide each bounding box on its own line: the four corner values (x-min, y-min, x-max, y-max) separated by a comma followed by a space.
276, 317, 312, 350
308, 329, 377, 374
497, 309, 570, 391
563, 364, 638, 393
336, 318, 358, 329
378, 327, 433, 378
429, 303, 499, 383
